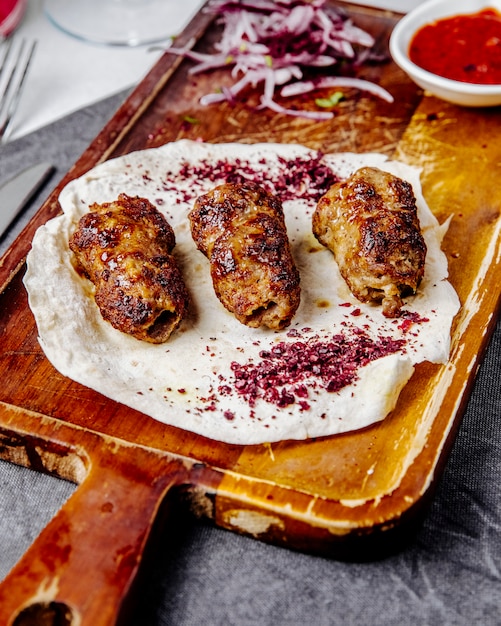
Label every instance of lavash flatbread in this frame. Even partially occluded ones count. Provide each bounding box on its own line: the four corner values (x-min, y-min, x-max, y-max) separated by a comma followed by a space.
23, 141, 460, 444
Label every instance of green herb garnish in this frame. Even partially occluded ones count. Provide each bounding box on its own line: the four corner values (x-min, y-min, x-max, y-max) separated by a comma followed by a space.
315, 91, 345, 108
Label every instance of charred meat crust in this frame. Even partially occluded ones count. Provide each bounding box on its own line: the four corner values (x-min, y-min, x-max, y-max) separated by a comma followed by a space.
189, 181, 301, 329
69, 193, 189, 343
312, 167, 427, 318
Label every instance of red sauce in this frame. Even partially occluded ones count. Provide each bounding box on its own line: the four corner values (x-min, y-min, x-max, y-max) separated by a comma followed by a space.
409, 9, 501, 84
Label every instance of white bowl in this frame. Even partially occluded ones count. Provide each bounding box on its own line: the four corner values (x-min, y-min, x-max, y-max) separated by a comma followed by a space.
389, 0, 501, 107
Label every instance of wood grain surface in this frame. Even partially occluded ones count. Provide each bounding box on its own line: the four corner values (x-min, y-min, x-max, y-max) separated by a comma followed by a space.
0, 2, 500, 624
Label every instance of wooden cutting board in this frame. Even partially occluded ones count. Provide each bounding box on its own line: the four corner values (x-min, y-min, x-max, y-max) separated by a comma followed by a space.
0, 2, 500, 624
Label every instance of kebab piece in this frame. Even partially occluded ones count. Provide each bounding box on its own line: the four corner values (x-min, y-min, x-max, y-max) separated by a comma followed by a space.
312, 167, 427, 318
189, 181, 300, 329
69, 193, 189, 343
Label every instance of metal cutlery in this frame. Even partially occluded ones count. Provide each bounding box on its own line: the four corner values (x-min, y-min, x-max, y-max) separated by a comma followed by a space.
0, 161, 54, 240
0, 37, 37, 142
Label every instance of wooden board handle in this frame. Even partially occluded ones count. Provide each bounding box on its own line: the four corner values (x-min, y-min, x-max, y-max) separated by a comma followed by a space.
0, 441, 190, 626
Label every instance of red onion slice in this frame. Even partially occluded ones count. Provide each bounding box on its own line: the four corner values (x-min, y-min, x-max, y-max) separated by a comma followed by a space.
166, 0, 392, 119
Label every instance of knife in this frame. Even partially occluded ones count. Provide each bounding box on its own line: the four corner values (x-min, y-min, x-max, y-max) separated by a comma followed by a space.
0, 161, 54, 239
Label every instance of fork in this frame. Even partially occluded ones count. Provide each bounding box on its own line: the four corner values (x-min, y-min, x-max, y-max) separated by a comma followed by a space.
0, 37, 37, 142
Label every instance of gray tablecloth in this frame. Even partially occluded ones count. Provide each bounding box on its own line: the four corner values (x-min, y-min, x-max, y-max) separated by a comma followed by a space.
0, 95, 500, 626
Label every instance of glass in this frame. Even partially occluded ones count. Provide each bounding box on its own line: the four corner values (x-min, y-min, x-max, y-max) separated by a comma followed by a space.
44, 0, 175, 47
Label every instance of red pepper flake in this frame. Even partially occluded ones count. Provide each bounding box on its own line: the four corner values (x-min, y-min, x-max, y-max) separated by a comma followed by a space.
398, 318, 414, 333
350, 308, 362, 316
398, 311, 430, 333
178, 388, 186, 394
224, 410, 236, 421
295, 384, 309, 398
220, 331, 406, 409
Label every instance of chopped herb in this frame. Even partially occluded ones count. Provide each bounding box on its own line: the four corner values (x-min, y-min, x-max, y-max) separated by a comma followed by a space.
315, 91, 345, 108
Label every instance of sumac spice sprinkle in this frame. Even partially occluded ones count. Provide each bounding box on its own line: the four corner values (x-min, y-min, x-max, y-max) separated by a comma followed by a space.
221, 331, 406, 408
398, 311, 430, 333
170, 152, 339, 204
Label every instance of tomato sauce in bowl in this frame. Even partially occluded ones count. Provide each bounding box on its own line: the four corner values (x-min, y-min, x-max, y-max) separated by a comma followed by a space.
409, 8, 501, 85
